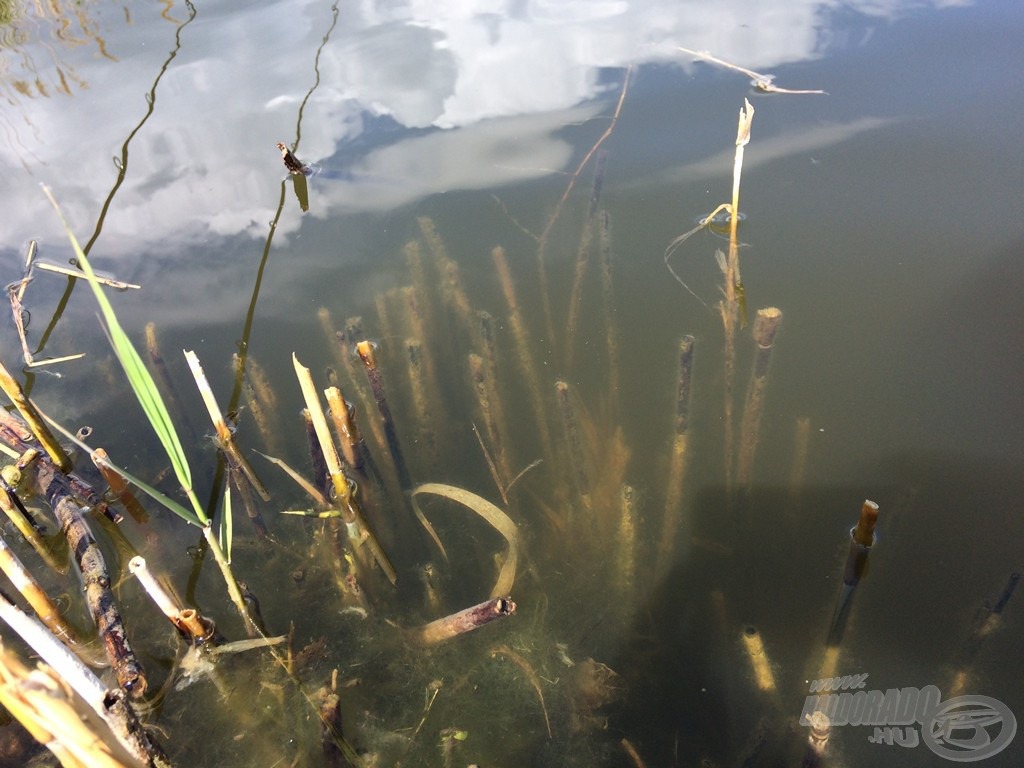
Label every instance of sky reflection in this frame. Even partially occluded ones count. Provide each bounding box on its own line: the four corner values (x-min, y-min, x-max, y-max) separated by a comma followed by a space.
1, 0, 965, 259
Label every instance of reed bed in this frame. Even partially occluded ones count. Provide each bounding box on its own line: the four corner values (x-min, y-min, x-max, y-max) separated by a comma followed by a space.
0, 86, 974, 768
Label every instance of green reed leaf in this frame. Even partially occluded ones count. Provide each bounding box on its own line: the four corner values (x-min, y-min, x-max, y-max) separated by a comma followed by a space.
43, 185, 206, 524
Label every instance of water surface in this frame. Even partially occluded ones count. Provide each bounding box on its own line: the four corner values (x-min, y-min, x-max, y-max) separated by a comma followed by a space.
2, 1, 1022, 766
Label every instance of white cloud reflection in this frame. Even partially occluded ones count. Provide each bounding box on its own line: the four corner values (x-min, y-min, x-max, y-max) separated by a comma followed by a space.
0, 0, 963, 261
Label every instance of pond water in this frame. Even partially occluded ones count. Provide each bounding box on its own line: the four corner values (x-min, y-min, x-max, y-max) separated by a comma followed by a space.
2, 0, 1023, 766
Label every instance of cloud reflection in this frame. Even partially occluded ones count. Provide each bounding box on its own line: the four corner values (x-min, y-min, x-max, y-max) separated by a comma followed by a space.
0, 0, 963, 258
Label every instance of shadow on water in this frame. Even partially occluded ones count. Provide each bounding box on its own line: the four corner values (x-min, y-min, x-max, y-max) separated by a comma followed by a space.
615, 451, 1023, 767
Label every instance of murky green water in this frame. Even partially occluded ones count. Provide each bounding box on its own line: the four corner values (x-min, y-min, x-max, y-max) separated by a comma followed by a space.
2, 1, 1023, 766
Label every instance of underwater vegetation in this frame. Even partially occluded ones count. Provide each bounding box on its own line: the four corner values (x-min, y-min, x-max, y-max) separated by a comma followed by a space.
0, 29, 1017, 768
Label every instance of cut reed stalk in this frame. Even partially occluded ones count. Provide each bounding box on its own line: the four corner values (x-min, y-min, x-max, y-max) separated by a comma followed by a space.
233, 353, 281, 456
0, 530, 77, 645
403, 238, 437, 343
92, 448, 148, 523
324, 387, 382, 485
318, 309, 380, 447
244, 353, 278, 414
616, 484, 638, 600
355, 340, 411, 491
555, 380, 591, 517
621, 738, 648, 768
293, 354, 397, 585
0, 644, 156, 768
802, 711, 831, 768
468, 353, 511, 488
16, 240, 37, 303
720, 99, 755, 490
493, 246, 553, 459
0, 358, 71, 472
417, 217, 476, 343
322, 390, 358, 471
740, 625, 776, 693
789, 416, 812, 503
400, 286, 443, 430
185, 350, 269, 502
342, 317, 390, 458
302, 407, 331, 502
128, 556, 216, 645
597, 211, 621, 415
736, 307, 783, 487
659, 336, 695, 569
826, 500, 879, 648
402, 339, 437, 457
411, 596, 516, 645
0, 460, 65, 573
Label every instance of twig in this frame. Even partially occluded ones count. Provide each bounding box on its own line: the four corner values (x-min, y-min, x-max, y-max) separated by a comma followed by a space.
677, 46, 828, 94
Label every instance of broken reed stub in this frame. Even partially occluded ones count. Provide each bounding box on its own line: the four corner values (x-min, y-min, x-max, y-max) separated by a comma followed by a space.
852, 499, 879, 548
412, 597, 517, 645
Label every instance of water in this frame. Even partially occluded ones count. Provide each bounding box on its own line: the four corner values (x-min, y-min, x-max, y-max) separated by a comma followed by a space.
2, 1, 1023, 766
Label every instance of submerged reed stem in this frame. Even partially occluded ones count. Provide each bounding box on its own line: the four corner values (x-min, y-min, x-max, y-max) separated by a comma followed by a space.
411, 597, 516, 645
659, 335, 695, 570
736, 307, 783, 487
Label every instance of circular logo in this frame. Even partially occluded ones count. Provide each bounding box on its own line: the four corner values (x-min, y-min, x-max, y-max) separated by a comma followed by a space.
922, 695, 1016, 762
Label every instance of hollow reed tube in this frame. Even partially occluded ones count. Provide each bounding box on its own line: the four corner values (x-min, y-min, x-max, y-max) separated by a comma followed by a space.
741, 625, 777, 692
129, 556, 216, 646
128, 556, 180, 626
412, 596, 516, 645
801, 711, 831, 768
826, 500, 879, 647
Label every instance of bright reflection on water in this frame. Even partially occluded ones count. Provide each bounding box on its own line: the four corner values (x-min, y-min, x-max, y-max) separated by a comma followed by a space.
2, 0, 1023, 766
